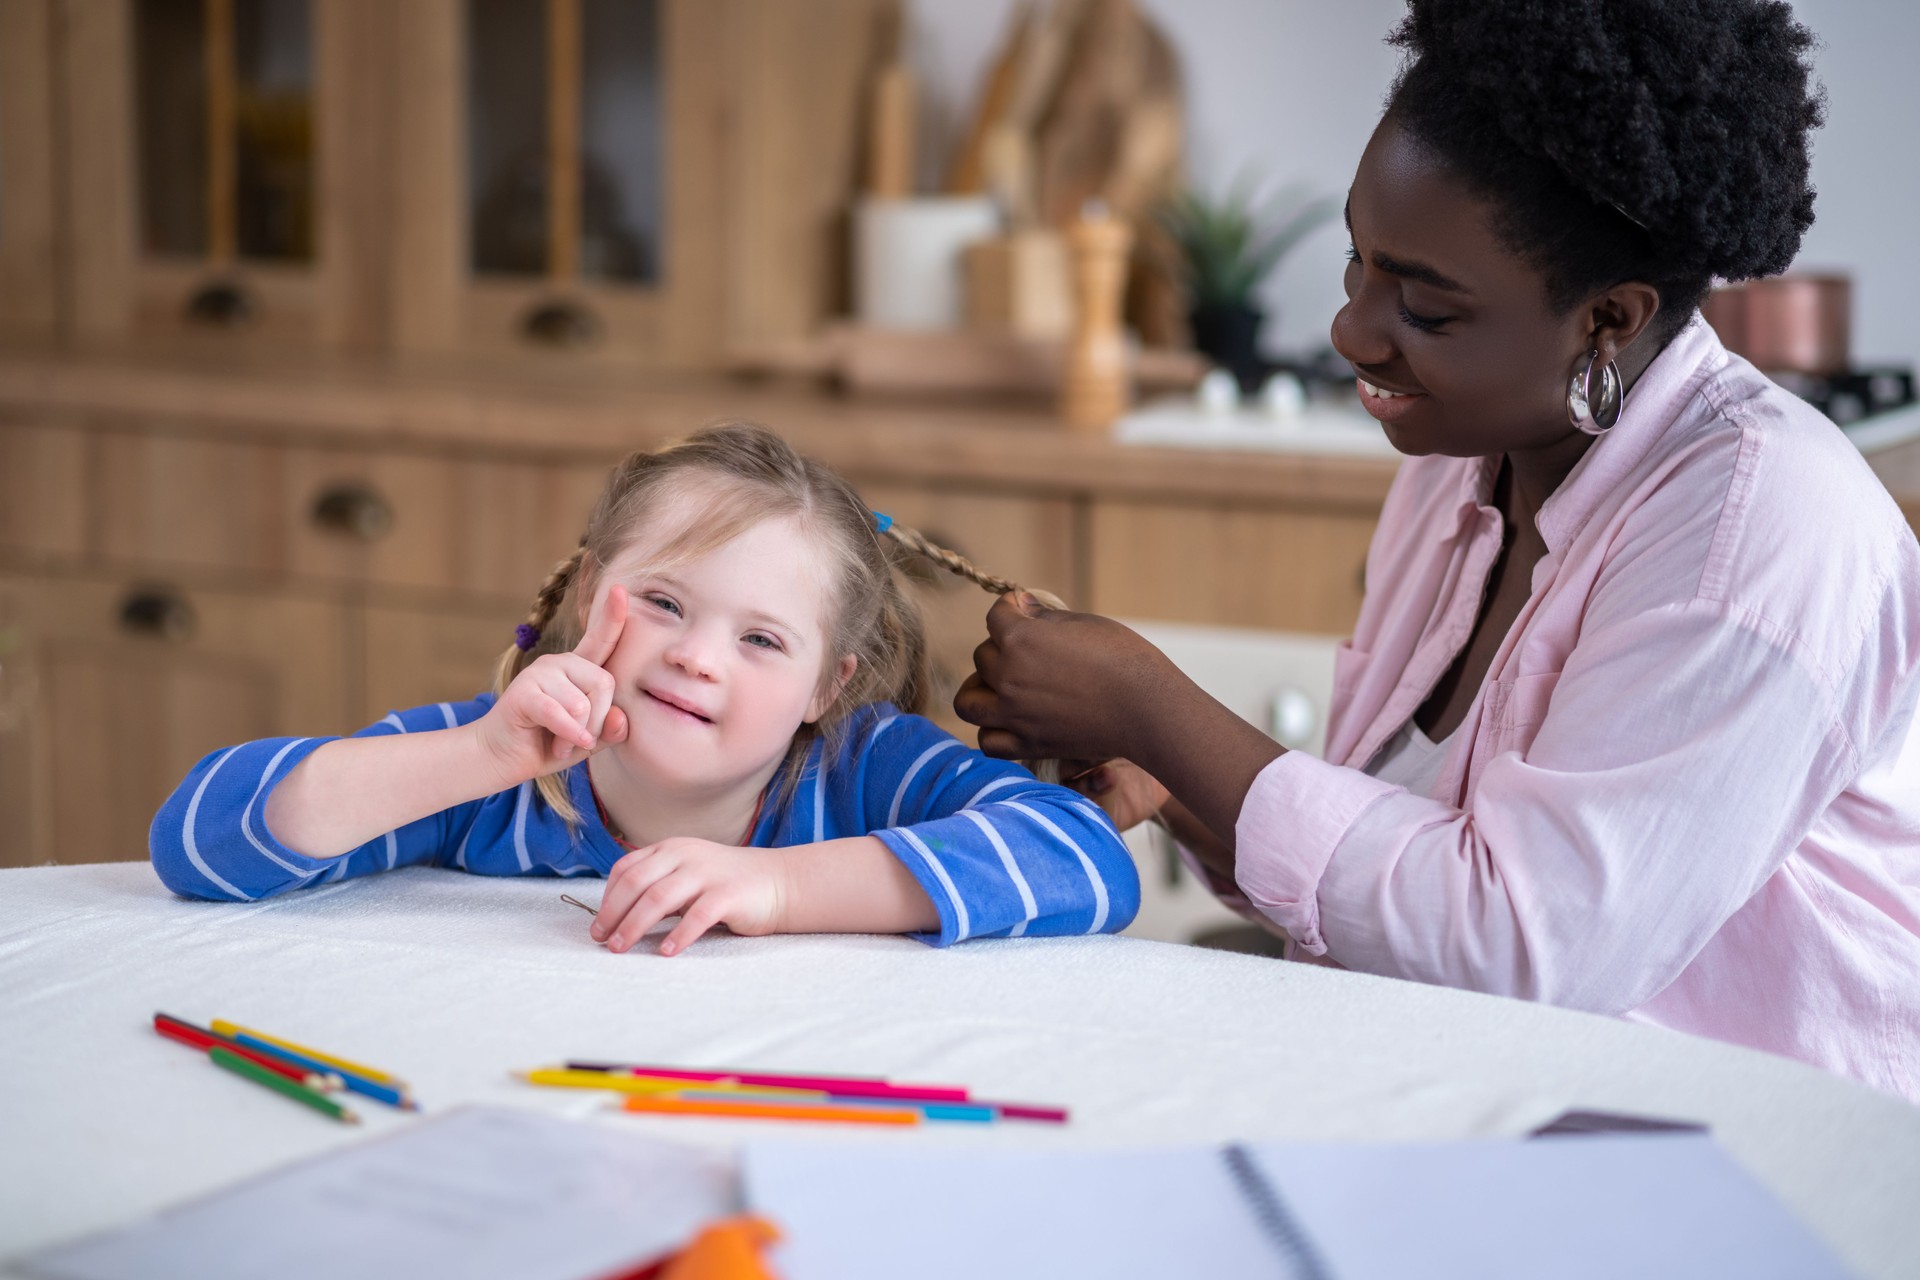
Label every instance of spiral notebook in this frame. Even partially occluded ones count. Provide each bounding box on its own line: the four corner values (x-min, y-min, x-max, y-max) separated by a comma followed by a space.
741, 1131, 1853, 1279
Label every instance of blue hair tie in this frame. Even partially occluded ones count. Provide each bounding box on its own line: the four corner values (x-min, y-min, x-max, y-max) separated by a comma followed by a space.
871, 511, 893, 533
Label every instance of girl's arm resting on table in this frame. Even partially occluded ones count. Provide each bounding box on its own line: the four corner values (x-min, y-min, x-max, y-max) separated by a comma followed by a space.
149, 699, 500, 902
265, 726, 518, 858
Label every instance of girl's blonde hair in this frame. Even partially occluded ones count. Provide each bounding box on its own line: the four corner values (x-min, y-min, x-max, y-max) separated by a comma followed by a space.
493, 421, 1063, 826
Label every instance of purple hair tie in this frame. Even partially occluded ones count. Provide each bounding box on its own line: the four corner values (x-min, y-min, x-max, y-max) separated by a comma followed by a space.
513, 623, 541, 652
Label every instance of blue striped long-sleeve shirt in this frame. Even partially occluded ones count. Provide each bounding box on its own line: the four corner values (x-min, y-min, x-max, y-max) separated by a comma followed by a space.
148, 697, 1139, 945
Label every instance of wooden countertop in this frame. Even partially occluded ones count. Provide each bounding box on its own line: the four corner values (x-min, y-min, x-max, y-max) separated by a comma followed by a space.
0, 344, 1400, 510
5, 343, 1917, 518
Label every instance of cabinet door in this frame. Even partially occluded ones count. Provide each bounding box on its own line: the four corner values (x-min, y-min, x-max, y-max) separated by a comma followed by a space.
1087, 499, 1377, 637
0, 420, 89, 560
0, 0, 60, 340
852, 484, 1078, 743
0, 572, 351, 867
361, 599, 525, 725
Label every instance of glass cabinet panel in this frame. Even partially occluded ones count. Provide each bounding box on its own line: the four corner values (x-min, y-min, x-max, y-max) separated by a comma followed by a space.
468, 0, 662, 286
135, 0, 313, 265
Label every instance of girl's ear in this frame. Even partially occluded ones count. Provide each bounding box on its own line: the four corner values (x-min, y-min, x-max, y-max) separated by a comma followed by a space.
805, 654, 858, 724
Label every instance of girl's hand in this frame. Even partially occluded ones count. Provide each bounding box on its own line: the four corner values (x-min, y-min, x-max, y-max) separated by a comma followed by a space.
474, 583, 632, 786
591, 839, 787, 957
1068, 758, 1170, 832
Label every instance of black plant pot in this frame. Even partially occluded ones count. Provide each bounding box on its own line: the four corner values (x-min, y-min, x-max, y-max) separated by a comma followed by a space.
1189, 303, 1267, 395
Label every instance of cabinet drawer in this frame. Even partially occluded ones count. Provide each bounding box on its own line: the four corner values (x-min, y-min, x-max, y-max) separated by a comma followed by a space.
853, 483, 1077, 741
94, 430, 287, 574
361, 600, 526, 725
0, 421, 87, 559
0, 570, 351, 867
1088, 499, 1376, 636
285, 447, 611, 602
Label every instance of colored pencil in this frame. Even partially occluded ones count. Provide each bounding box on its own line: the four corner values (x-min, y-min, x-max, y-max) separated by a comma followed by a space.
518, 1068, 816, 1097
209, 1047, 359, 1124
222, 1031, 415, 1110
209, 1019, 404, 1086
672, 1089, 997, 1124
564, 1062, 970, 1103
990, 1102, 1070, 1124
621, 1093, 920, 1126
153, 1013, 341, 1090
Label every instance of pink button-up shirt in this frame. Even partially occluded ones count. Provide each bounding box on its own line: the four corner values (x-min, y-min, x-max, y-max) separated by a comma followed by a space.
1234, 317, 1920, 1100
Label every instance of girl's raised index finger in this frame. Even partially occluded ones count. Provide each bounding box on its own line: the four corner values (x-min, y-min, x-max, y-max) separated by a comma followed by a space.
573, 582, 629, 665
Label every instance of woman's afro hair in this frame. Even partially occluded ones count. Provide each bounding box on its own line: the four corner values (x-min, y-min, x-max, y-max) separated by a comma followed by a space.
1384, 0, 1825, 338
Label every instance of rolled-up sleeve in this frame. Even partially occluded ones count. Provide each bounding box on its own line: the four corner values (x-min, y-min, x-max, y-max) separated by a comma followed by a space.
1234, 601, 1851, 1014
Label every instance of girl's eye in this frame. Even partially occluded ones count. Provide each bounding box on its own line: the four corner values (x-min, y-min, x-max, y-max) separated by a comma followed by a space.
1398, 304, 1449, 333
743, 633, 783, 652
645, 594, 681, 617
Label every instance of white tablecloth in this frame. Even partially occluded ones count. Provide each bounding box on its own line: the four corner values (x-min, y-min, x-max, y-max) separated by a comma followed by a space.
3, 863, 1916, 1277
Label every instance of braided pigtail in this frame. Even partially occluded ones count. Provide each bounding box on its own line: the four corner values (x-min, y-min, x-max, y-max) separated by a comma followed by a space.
881, 523, 1067, 611
493, 542, 590, 826
877, 518, 1068, 783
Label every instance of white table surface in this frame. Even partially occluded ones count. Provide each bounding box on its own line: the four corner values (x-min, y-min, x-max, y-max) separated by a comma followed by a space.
3, 862, 1917, 1277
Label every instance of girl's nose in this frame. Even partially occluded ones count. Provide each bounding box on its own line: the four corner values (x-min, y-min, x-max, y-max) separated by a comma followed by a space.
663, 629, 722, 680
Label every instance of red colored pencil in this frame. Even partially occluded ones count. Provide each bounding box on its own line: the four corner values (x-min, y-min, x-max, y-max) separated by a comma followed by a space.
152, 1013, 342, 1091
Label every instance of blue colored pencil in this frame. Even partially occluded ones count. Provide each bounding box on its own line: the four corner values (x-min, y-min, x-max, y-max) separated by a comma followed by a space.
227, 1031, 416, 1110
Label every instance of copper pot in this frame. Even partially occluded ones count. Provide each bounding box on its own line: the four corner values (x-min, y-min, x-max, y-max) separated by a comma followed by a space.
1701, 275, 1851, 376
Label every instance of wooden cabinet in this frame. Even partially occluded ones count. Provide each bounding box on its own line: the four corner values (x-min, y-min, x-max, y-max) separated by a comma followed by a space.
361, 599, 524, 724
0, 570, 351, 867
1087, 498, 1375, 635
43, 0, 884, 363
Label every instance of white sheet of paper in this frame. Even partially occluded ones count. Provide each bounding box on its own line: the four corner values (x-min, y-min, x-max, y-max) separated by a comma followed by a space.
1244, 1133, 1853, 1280
743, 1142, 1292, 1280
743, 1133, 1853, 1280
19, 1107, 735, 1280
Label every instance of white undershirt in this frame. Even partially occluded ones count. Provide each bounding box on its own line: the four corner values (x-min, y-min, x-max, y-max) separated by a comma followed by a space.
1364, 719, 1458, 798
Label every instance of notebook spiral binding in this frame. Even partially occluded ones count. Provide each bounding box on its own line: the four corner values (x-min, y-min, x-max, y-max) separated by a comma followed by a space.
1223, 1143, 1336, 1280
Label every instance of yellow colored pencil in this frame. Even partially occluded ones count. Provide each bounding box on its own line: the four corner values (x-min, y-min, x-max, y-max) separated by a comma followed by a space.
211, 1020, 404, 1087
622, 1093, 920, 1126
517, 1068, 819, 1097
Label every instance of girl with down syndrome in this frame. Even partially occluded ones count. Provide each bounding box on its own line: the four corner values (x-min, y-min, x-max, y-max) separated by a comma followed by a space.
151, 423, 1137, 954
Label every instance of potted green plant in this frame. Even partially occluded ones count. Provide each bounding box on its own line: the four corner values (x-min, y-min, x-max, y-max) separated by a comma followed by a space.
1160, 178, 1339, 393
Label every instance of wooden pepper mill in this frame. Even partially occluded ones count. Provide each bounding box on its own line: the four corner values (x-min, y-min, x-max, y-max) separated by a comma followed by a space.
1060, 202, 1134, 432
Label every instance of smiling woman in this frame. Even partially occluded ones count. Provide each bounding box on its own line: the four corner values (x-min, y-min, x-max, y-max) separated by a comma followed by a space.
956, 0, 1920, 1101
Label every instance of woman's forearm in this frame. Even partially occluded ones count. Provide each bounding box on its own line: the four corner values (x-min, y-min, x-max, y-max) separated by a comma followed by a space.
264, 726, 520, 859
1127, 671, 1286, 857
774, 837, 940, 935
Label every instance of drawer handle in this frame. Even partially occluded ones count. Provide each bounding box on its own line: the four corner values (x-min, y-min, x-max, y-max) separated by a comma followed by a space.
119, 589, 196, 643
311, 484, 395, 542
522, 298, 602, 347
185, 279, 255, 328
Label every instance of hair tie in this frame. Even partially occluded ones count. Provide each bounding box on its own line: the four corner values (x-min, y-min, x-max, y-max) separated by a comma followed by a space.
871, 511, 893, 533
513, 623, 541, 652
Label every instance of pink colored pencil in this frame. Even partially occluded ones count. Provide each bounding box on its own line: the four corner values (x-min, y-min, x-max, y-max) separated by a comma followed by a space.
566, 1061, 971, 1104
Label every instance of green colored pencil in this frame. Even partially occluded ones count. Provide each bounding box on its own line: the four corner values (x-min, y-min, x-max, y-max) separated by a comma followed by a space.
209, 1046, 360, 1124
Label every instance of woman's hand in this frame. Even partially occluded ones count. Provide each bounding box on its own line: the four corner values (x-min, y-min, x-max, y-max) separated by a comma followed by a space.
1068, 759, 1171, 833
473, 583, 632, 786
953, 593, 1182, 763
591, 838, 787, 957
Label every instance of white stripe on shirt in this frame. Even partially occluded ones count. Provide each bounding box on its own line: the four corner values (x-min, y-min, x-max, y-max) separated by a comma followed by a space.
181, 747, 254, 901
380, 713, 407, 733
889, 740, 962, 827
961, 775, 1022, 809
239, 738, 326, 879
960, 808, 1037, 937
892, 827, 970, 941
998, 799, 1110, 934
512, 781, 533, 872
437, 702, 457, 729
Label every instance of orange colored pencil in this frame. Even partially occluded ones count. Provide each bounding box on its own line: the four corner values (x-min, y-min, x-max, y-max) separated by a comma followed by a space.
622, 1093, 920, 1126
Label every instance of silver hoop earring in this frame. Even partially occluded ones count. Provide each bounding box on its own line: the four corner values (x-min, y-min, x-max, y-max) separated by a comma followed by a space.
1568, 348, 1623, 436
